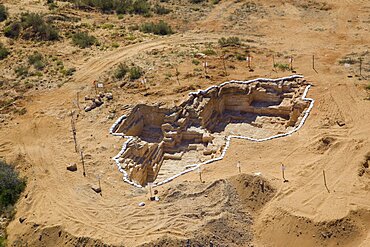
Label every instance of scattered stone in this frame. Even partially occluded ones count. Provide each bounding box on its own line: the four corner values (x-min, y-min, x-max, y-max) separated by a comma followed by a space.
336, 120, 345, 127
92, 185, 102, 193
66, 163, 77, 172
106, 93, 113, 100
19, 217, 26, 223
138, 202, 145, 207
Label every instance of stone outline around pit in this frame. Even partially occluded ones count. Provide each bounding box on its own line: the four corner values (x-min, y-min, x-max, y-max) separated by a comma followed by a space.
109, 75, 315, 188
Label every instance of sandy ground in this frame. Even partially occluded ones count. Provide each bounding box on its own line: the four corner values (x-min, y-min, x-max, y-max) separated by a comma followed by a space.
0, 0, 370, 246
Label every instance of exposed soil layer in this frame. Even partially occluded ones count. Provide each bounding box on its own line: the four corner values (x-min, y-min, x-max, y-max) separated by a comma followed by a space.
113, 77, 310, 186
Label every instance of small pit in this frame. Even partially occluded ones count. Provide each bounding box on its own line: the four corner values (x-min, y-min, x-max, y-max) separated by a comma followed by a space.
112, 77, 311, 186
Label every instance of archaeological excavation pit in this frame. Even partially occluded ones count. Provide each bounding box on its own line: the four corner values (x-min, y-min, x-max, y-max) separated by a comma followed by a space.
111, 76, 312, 186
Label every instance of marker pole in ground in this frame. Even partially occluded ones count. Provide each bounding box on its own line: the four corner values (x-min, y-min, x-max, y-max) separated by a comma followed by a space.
323, 170, 330, 193
222, 52, 227, 76
148, 182, 155, 200
203, 60, 208, 75
281, 164, 288, 183
98, 175, 102, 196
359, 57, 363, 78
237, 161, 241, 173
71, 111, 78, 153
76, 92, 80, 110
80, 150, 86, 177
272, 55, 276, 71
175, 68, 180, 85
198, 166, 203, 183
313, 55, 318, 73
290, 56, 296, 73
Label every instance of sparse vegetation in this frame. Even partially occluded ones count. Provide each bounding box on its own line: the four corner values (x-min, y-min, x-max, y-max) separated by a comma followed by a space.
28, 52, 45, 70
14, 66, 29, 77
4, 12, 59, 41
114, 63, 143, 80
366, 84, 370, 91
140, 20, 173, 35
129, 66, 143, 80
202, 49, 216, 56
72, 32, 97, 48
115, 63, 129, 79
0, 43, 10, 60
153, 4, 171, 15
274, 63, 290, 71
218, 37, 241, 47
0, 4, 8, 22
0, 160, 26, 214
68, 0, 152, 16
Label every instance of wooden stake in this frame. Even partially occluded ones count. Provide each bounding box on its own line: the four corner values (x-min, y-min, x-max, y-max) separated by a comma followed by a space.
203, 60, 208, 75
359, 57, 363, 78
281, 164, 288, 183
221, 52, 227, 76
175, 68, 180, 85
323, 170, 330, 193
237, 161, 241, 173
313, 55, 318, 73
76, 92, 80, 110
80, 150, 86, 177
198, 167, 203, 183
71, 111, 78, 153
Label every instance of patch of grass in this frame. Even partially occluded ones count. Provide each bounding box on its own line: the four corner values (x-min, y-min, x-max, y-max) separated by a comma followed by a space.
62, 67, 76, 76
69, 0, 152, 16
28, 52, 45, 70
218, 36, 241, 47
129, 66, 143, 80
153, 4, 171, 15
202, 49, 216, 56
14, 66, 29, 77
115, 63, 129, 79
0, 4, 8, 22
140, 20, 173, 35
4, 12, 59, 41
0, 43, 10, 60
274, 63, 290, 71
72, 32, 97, 48
0, 160, 26, 214
192, 59, 200, 65
4, 22, 21, 39
0, 236, 6, 247
112, 42, 119, 48
190, 0, 206, 3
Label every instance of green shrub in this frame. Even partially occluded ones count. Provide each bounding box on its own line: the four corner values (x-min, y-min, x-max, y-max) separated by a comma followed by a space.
202, 49, 216, 56
140, 20, 173, 35
0, 160, 26, 214
192, 59, 200, 65
190, 0, 205, 3
0, 4, 8, 22
235, 53, 246, 61
274, 63, 290, 71
72, 32, 97, 48
69, 0, 151, 16
115, 63, 129, 79
0, 43, 10, 60
4, 22, 21, 38
20, 12, 59, 41
14, 66, 29, 77
366, 84, 370, 90
218, 36, 241, 47
28, 52, 45, 70
153, 4, 171, 15
62, 67, 76, 76
129, 66, 143, 80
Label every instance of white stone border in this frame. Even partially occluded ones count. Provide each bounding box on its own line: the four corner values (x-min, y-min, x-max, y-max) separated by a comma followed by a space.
110, 75, 314, 188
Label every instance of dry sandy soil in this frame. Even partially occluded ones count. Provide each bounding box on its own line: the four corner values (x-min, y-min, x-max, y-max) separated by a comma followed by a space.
0, 0, 370, 246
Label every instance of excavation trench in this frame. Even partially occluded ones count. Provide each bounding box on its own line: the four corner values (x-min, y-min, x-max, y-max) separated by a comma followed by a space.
112, 76, 311, 186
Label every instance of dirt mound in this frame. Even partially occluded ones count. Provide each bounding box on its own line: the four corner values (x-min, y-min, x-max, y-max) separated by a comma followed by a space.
256, 209, 370, 247
11, 225, 112, 247
141, 174, 275, 247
